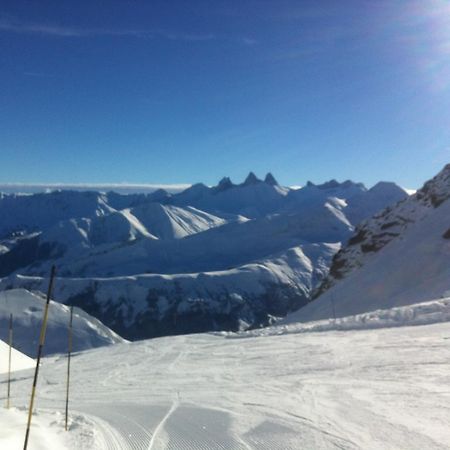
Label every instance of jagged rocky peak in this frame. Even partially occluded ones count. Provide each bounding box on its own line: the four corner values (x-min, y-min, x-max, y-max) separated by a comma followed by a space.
264, 172, 279, 186
186, 182, 209, 192
305, 179, 365, 191
317, 179, 341, 190
215, 176, 234, 193
342, 180, 366, 190
242, 172, 262, 186
416, 163, 450, 208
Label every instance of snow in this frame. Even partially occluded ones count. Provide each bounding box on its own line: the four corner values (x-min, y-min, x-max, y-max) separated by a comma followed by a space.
1, 300, 449, 449
0, 191, 114, 237
0, 339, 34, 374
0, 408, 68, 450
0, 289, 126, 357
344, 181, 408, 225
292, 165, 450, 324
129, 203, 227, 240
0, 174, 409, 338
16, 206, 351, 278
2, 243, 339, 339
268, 296, 450, 334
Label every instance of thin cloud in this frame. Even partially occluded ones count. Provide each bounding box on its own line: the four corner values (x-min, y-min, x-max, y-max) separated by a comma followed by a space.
0, 17, 254, 45
0, 183, 191, 194
0, 18, 207, 40
23, 71, 54, 78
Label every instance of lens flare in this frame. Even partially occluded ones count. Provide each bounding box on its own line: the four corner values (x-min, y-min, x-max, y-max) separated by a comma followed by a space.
404, 0, 450, 91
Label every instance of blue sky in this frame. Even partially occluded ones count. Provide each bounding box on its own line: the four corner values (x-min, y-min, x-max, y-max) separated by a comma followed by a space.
1, 0, 449, 189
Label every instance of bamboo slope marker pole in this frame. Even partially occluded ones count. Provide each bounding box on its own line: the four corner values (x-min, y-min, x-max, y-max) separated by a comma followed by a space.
6, 313, 12, 409
65, 305, 74, 431
23, 265, 56, 450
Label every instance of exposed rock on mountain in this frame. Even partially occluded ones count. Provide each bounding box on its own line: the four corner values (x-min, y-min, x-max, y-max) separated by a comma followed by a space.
0, 172, 409, 339
288, 164, 450, 323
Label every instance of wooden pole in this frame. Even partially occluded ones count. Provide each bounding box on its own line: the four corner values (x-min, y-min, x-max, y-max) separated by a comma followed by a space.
23, 265, 56, 450
6, 313, 12, 409
65, 305, 74, 431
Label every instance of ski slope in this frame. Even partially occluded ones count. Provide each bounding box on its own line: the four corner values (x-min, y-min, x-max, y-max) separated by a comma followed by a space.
1, 302, 449, 449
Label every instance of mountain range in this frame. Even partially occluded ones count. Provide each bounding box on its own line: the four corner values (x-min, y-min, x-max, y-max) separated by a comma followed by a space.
0, 172, 408, 339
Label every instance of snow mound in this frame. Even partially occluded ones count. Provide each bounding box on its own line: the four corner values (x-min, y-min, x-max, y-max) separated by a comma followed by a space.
241, 296, 450, 338
0, 289, 126, 357
0, 408, 68, 450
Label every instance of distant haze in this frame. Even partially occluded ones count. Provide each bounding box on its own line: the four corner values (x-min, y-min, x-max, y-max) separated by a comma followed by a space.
0, 183, 191, 194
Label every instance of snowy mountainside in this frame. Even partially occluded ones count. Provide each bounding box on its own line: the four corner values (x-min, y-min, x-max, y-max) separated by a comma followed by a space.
129, 203, 228, 239
0, 172, 408, 338
169, 172, 290, 218
344, 181, 409, 225
0, 338, 34, 374
1, 243, 339, 340
0, 190, 114, 238
0, 289, 126, 356
290, 164, 450, 323
284, 179, 407, 222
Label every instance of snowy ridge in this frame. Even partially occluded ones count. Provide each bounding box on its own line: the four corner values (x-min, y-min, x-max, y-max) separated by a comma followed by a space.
0, 339, 34, 374
170, 172, 290, 218
315, 164, 450, 297
0, 172, 408, 338
290, 164, 450, 324
0, 190, 114, 238
0, 243, 338, 340
240, 296, 450, 338
129, 203, 227, 239
0, 289, 126, 356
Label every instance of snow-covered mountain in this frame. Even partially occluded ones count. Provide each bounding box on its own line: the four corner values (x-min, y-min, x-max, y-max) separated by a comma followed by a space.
0, 172, 408, 338
289, 164, 450, 323
0, 289, 126, 356
170, 172, 289, 218
0, 242, 338, 340
0, 191, 114, 238
0, 338, 34, 374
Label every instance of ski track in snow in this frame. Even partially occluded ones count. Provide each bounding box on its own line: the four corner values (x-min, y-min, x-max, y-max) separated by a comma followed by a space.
147, 401, 178, 450
2, 318, 450, 449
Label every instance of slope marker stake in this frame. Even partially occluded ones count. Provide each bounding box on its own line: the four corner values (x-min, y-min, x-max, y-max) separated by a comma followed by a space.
6, 313, 12, 409
65, 305, 74, 431
23, 265, 56, 450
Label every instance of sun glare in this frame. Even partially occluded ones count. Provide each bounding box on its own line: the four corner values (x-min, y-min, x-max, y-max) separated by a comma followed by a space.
410, 0, 450, 91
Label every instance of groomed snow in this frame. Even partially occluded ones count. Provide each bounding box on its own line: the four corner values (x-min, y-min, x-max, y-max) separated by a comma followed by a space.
1, 300, 449, 449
